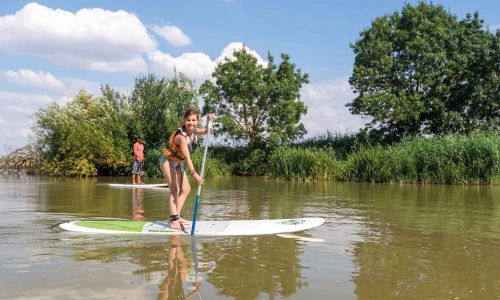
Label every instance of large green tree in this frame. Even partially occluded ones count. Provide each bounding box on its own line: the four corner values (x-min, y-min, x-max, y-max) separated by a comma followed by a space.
130, 73, 198, 148
348, 2, 499, 140
33, 89, 130, 176
200, 49, 309, 147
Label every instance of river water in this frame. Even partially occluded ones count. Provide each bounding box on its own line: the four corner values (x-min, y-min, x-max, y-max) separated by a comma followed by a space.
0, 175, 499, 299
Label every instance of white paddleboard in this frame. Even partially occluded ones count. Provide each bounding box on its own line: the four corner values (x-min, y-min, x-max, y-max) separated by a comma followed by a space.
109, 183, 169, 188
59, 218, 325, 236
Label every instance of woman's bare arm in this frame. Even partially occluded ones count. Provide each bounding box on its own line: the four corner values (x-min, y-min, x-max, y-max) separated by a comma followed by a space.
197, 114, 215, 136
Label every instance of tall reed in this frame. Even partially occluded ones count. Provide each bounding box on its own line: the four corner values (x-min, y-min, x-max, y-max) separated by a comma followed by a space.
295, 131, 375, 159
268, 147, 339, 180
341, 133, 500, 184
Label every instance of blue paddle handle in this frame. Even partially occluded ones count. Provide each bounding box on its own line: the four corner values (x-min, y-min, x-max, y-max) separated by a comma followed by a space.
191, 194, 200, 235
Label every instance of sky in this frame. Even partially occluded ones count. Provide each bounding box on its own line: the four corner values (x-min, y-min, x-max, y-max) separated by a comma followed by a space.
0, 0, 499, 153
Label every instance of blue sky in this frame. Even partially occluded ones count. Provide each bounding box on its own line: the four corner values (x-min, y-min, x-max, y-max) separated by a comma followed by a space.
0, 1, 499, 152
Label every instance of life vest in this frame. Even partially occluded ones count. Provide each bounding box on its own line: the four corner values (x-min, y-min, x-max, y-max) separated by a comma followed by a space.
162, 127, 198, 163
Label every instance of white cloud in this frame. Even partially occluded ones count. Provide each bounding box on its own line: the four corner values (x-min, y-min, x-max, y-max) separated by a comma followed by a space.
148, 50, 214, 82
3, 69, 65, 89
0, 115, 6, 125
0, 130, 14, 138
0, 2, 157, 72
215, 42, 267, 66
1, 67, 102, 98
0, 90, 54, 105
55, 96, 72, 106
151, 25, 192, 47
301, 77, 366, 136
4, 105, 33, 114
59, 77, 101, 97
148, 42, 267, 83
15, 128, 32, 137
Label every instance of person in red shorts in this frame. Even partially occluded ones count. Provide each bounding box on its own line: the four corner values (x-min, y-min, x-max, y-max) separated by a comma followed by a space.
132, 136, 145, 184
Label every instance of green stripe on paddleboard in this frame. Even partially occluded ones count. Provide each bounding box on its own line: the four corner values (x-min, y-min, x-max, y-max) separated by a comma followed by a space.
74, 221, 149, 232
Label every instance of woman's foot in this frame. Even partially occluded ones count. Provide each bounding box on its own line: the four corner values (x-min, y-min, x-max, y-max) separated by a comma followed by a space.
180, 221, 191, 232
169, 221, 183, 231
169, 221, 191, 232
179, 217, 191, 225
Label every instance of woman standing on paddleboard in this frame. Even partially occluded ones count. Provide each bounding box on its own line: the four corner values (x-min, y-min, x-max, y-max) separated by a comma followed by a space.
160, 108, 214, 231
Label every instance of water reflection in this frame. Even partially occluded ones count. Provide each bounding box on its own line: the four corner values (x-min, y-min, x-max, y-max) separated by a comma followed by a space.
132, 187, 145, 221
201, 236, 305, 299
66, 234, 307, 300
157, 236, 201, 300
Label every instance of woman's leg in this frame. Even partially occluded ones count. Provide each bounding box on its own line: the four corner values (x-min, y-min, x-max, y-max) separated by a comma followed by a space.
176, 171, 191, 224
160, 161, 172, 186
168, 165, 182, 230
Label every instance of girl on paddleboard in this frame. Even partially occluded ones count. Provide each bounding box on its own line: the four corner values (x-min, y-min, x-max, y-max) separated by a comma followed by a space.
160, 108, 214, 231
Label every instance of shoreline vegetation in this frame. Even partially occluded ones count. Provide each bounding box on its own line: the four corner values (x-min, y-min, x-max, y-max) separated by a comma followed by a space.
2, 132, 499, 185
1, 2, 498, 185
191, 132, 500, 184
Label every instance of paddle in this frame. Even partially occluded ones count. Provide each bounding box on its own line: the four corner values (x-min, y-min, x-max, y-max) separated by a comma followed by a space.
190, 119, 213, 235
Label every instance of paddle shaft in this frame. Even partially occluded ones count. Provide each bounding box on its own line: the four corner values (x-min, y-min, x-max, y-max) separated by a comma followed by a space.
191, 120, 212, 235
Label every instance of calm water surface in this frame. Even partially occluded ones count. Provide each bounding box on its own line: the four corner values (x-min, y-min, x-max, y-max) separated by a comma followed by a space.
0, 175, 499, 299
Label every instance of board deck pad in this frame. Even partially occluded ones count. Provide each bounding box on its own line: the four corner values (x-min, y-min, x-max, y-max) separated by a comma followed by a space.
108, 183, 169, 188
59, 218, 325, 236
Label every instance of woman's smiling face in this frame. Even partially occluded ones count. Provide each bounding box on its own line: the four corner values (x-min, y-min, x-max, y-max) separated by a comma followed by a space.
184, 113, 199, 131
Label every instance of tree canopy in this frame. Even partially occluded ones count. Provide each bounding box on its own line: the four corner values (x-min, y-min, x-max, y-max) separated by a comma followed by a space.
131, 73, 198, 148
348, 2, 499, 140
200, 49, 309, 148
